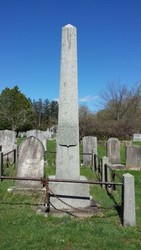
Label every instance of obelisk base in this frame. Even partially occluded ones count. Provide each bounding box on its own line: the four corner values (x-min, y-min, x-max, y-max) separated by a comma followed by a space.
49, 176, 90, 210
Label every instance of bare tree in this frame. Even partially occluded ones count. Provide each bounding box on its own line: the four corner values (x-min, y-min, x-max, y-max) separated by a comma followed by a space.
101, 82, 141, 120
97, 81, 141, 138
79, 105, 95, 139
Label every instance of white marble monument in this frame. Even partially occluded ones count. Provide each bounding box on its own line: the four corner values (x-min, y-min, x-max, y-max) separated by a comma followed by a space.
49, 24, 90, 209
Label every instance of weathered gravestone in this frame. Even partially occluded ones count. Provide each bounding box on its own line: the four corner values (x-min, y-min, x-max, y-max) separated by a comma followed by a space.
0, 130, 16, 162
123, 173, 136, 226
106, 138, 120, 164
133, 134, 141, 142
126, 145, 141, 170
18, 132, 26, 138
26, 129, 47, 151
0, 130, 16, 153
49, 24, 90, 209
17, 136, 45, 188
83, 136, 97, 165
44, 129, 53, 139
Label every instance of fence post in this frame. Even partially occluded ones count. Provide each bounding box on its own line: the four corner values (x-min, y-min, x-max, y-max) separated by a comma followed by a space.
92, 150, 94, 170
92, 149, 97, 171
14, 145, 18, 168
101, 156, 108, 189
0, 151, 3, 181
107, 167, 112, 193
122, 173, 136, 227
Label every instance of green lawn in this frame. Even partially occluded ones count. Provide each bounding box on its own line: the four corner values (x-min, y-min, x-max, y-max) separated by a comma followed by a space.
0, 140, 141, 249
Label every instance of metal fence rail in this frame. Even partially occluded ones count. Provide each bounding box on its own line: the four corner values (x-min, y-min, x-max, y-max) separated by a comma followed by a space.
0, 175, 123, 186
0, 147, 136, 226
0, 148, 17, 178
0, 175, 123, 215
0, 173, 135, 226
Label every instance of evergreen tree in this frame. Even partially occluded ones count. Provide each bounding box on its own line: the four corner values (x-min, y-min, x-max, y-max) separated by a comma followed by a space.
0, 86, 33, 131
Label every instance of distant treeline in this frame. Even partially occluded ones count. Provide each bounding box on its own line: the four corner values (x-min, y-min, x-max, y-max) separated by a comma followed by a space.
1, 82, 141, 139
0, 86, 58, 132
31, 98, 58, 130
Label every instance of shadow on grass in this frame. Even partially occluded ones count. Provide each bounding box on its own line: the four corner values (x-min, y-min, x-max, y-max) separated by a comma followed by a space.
107, 191, 123, 224
0, 201, 44, 206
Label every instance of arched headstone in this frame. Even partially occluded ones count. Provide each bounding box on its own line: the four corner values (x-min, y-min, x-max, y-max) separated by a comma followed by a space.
106, 138, 120, 164
83, 136, 97, 165
26, 130, 47, 151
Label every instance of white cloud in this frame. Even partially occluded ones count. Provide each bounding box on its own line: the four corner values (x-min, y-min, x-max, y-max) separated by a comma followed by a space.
54, 98, 59, 102
54, 95, 99, 105
79, 95, 99, 103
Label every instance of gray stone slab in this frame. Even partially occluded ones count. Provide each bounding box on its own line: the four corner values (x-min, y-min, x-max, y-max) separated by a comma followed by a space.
26, 129, 47, 151
0, 130, 16, 154
58, 125, 77, 146
108, 163, 125, 169
49, 176, 90, 209
133, 134, 141, 141
44, 129, 53, 139
106, 138, 120, 164
17, 136, 45, 188
83, 136, 97, 165
56, 145, 80, 180
123, 173, 136, 226
126, 145, 141, 170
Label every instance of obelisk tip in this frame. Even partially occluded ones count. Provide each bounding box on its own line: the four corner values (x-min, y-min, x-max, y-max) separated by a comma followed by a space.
64, 24, 75, 28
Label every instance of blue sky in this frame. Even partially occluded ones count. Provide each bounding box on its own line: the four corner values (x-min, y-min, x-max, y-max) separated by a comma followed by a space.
0, 0, 141, 111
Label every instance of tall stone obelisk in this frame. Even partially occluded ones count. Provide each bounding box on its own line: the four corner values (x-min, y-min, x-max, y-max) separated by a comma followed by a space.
56, 24, 80, 180
49, 24, 90, 209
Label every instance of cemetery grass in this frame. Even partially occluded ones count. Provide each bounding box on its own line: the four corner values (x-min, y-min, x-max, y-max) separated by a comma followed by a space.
0, 169, 141, 250
0, 142, 141, 249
